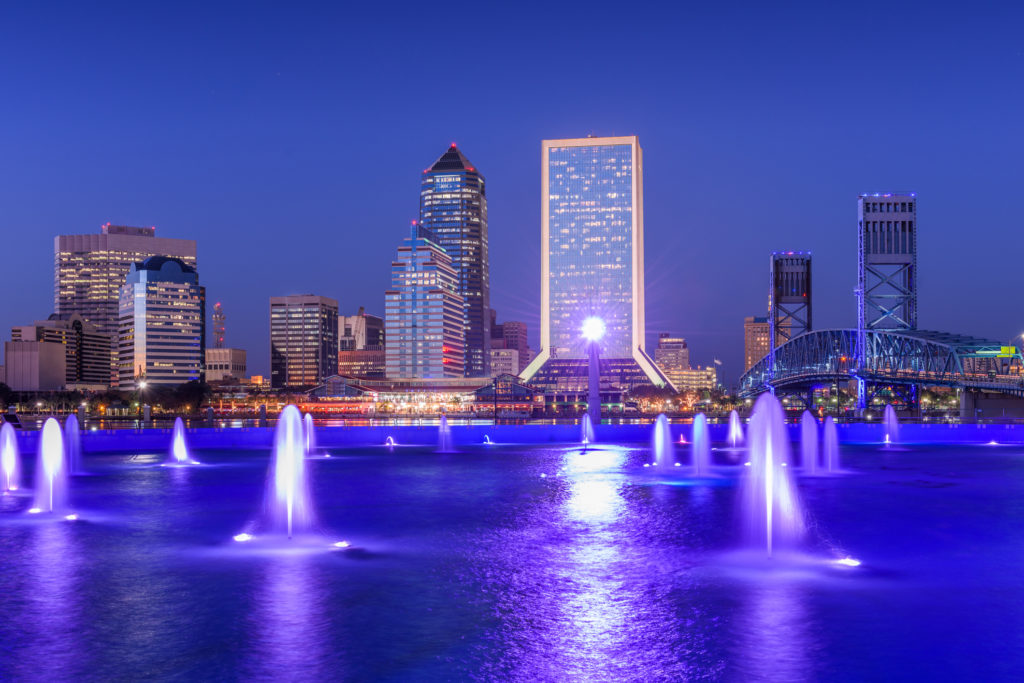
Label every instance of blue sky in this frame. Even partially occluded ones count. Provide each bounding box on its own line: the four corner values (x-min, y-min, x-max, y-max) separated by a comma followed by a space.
1, 1, 1022, 382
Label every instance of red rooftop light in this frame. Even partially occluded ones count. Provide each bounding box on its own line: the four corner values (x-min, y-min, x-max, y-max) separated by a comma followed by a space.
450, 142, 457, 148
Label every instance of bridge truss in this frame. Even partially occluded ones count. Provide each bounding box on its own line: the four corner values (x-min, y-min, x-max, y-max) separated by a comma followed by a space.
739, 329, 1024, 400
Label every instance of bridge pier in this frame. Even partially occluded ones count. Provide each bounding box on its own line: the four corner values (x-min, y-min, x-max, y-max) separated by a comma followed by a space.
960, 390, 1024, 420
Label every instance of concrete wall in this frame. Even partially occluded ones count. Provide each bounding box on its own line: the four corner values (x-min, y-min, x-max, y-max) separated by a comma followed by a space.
4, 341, 66, 391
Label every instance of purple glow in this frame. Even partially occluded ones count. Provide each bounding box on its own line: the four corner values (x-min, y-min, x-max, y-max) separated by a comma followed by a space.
1, 422, 20, 492
32, 418, 68, 514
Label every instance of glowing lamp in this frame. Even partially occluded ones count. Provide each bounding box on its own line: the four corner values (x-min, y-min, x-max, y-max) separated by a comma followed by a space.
333, 541, 351, 548
233, 533, 253, 542
834, 557, 861, 567
581, 316, 606, 342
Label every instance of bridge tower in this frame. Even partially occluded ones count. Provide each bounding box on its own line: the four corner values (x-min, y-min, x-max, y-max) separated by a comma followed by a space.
768, 252, 812, 392
856, 193, 917, 409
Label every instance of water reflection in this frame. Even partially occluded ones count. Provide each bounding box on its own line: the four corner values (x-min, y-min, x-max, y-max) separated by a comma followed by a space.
243, 556, 334, 679
730, 579, 817, 680
13, 523, 85, 679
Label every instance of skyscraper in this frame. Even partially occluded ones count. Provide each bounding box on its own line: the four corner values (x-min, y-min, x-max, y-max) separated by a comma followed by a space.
269, 295, 339, 389
117, 257, 204, 389
55, 224, 197, 385
743, 316, 770, 371
654, 334, 690, 389
385, 222, 464, 379
521, 136, 670, 392
419, 144, 490, 377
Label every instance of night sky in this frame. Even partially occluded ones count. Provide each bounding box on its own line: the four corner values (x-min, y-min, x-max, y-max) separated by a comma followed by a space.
2, 1, 1022, 383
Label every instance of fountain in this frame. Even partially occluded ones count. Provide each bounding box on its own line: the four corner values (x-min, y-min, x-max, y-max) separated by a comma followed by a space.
823, 416, 841, 472
384, 436, 395, 447
31, 418, 69, 514
883, 405, 899, 444
1, 422, 20, 492
437, 415, 454, 452
691, 413, 711, 476
169, 417, 198, 464
304, 413, 317, 454
800, 411, 819, 475
263, 405, 315, 538
64, 414, 83, 474
483, 435, 492, 445
740, 394, 805, 557
728, 409, 744, 447
651, 414, 675, 467
581, 414, 595, 446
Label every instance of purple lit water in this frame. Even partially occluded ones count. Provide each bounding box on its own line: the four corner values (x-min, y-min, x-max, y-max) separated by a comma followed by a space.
2, 432, 1024, 679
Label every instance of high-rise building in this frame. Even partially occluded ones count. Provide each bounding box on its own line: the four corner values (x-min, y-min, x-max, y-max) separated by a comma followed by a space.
654, 334, 690, 389
11, 314, 110, 389
340, 307, 385, 351
269, 295, 339, 390
521, 136, 670, 391
673, 366, 718, 393
117, 257, 205, 389
489, 348, 519, 377
337, 348, 386, 379
419, 144, 490, 377
212, 302, 226, 349
769, 251, 812, 348
744, 316, 771, 371
205, 348, 247, 382
385, 222, 464, 379
858, 193, 917, 331
55, 224, 197, 385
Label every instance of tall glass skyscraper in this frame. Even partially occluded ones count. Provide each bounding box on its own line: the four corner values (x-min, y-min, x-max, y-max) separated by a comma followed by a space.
419, 144, 490, 377
384, 223, 465, 379
522, 136, 670, 393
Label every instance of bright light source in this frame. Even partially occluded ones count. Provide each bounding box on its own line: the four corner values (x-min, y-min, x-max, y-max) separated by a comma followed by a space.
27, 507, 42, 514
581, 316, 606, 342
65, 514, 78, 521
233, 533, 253, 542
333, 541, 351, 548
834, 557, 861, 567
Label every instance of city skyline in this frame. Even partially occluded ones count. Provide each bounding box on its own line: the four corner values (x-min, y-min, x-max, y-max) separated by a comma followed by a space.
2, 3, 1022, 384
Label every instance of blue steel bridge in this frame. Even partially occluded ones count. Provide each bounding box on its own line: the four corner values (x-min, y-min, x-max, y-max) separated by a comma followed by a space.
739, 328, 1024, 401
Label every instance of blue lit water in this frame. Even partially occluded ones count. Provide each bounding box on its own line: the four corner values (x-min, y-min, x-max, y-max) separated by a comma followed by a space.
2, 440, 1024, 680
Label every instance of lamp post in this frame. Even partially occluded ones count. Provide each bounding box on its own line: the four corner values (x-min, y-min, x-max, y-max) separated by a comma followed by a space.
581, 317, 606, 426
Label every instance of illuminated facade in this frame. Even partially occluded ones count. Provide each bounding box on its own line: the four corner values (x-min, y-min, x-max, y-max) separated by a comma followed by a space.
522, 136, 670, 391
654, 334, 690, 389
117, 257, 204, 389
55, 224, 197, 385
269, 295, 339, 390
419, 144, 490, 377
744, 316, 771, 371
11, 314, 110, 389
385, 223, 465, 379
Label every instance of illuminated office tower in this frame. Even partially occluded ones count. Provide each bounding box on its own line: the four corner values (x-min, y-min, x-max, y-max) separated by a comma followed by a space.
385, 222, 464, 379
55, 224, 197, 385
521, 136, 670, 393
269, 295, 339, 390
117, 257, 205, 389
654, 334, 690, 388
419, 144, 490, 377
743, 316, 770, 371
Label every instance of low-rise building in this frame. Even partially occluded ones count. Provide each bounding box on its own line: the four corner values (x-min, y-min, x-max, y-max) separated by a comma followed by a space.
3, 341, 66, 391
206, 348, 247, 382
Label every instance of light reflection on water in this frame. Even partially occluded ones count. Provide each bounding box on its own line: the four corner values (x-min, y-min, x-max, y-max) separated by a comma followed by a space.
730, 580, 817, 681
243, 555, 334, 680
